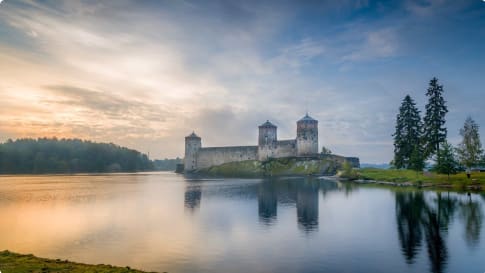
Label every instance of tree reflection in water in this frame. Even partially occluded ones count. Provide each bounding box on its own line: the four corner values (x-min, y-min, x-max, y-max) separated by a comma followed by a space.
395, 192, 425, 264
460, 195, 483, 247
396, 191, 483, 273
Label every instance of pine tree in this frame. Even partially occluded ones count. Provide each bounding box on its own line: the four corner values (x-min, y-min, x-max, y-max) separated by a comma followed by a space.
409, 145, 425, 172
434, 142, 459, 179
423, 77, 448, 162
457, 117, 483, 169
393, 95, 424, 170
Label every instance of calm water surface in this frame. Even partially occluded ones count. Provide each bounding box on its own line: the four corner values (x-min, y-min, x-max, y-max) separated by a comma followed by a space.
0, 172, 484, 273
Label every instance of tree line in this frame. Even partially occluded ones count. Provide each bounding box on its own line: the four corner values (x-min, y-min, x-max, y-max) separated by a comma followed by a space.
153, 158, 182, 171
0, 138, 154, 174
392, 77, 484, 175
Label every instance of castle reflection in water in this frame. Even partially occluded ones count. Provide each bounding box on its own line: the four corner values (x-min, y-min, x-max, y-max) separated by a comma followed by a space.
184, 177, 354, 233
184, 177, 484, 273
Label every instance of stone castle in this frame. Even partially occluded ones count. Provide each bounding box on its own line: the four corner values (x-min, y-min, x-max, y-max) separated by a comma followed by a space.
184, 113, 321, 172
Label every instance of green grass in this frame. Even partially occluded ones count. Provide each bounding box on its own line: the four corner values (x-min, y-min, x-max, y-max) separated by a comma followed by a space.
358, 168, 485, 191
0, 250, 154, 273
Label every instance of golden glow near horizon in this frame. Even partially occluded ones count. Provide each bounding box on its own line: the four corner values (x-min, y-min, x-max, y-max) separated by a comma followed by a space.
0, 1, 231, 158
1, 0, 484, 162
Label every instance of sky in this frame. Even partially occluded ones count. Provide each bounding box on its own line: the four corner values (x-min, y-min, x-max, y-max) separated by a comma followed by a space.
0, 0, 484, 163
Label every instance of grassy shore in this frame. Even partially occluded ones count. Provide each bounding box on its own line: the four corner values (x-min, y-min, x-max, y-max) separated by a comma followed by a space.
0, 250, 154, 273
356, 168, 485, 191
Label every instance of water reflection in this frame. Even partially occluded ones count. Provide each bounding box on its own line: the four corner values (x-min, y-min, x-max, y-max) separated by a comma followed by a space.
1, 174, 483, 273
395, 192, 424, 264
258, 181, 277, 225
460, 196, 483, 247
395, 191, 483, 273
185, 177, 351, 233
296, 180, 320, 232
184, 185, 202, 211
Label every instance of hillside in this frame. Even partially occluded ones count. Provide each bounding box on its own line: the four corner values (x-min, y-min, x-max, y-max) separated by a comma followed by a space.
197, 155, 355, 178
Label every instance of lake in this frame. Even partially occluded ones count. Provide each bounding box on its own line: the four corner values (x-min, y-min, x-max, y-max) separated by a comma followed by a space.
0, 172, 484, 273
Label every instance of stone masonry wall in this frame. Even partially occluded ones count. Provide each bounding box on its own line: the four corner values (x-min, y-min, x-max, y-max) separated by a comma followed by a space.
275, 140, 297, 158
197, 146, 258, 170
258, 139, 296, 161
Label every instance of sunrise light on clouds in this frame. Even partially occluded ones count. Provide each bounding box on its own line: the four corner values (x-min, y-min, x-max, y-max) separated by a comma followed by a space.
1, 0, 484, 163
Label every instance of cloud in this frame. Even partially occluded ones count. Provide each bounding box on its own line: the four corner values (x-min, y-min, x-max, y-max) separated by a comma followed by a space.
270, 38, 326, 70
45, 85, 170, 122
342, 28, 398, 61
0, 0, 484, 163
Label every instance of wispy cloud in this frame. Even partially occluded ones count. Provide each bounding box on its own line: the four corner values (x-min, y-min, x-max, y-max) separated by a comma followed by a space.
273, 38, 326, 69
342, 28, 398, 61
45, 85, 170, 122
0, 0, 484, 163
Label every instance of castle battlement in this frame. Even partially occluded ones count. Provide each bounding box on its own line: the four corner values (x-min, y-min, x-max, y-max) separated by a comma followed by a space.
184, 114, 319, 172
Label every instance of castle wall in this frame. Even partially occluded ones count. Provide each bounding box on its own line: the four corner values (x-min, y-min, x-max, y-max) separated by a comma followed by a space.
184, 138, 201, 171
318, 154, 360, 168
296, 139, 318, 156
258, 139, 296, 161
345, 157, 360, 168
258, 126, 277, 146
275, 140, 297, 158
183, 115, 354, 172
258, 145, 276, 161
196, 146, 258, 170
296, 117, 318, 156
296, 124, 318, 156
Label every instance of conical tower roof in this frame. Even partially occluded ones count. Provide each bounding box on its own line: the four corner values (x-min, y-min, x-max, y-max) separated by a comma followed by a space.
186, 131, 201, 138
298, 113, 317, 122
259, 120, 276, 128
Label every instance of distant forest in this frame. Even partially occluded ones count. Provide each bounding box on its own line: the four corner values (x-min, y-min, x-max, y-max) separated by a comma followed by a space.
153, 158, 182, 171
0, 138, 158, 174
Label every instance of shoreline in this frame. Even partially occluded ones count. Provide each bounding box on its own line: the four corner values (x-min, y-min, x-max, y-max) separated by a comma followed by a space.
344, 178, 483, 191
339, 168, 485, 192
0, 250, 155, 273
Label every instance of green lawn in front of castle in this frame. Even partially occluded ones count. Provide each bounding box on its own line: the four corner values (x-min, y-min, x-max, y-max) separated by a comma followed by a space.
357, 168, 485, 191
0, 250, 154, 273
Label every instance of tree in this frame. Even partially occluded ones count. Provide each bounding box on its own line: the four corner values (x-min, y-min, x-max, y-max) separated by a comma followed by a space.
0, 138, 154, 174
423, 77, 448, 162
393, 95, 424, 170
457, 117, 483, 169
409, 145, 425, 172
339, 160, 358, 180
433, 142, 459, 179
321, 146, 332, 155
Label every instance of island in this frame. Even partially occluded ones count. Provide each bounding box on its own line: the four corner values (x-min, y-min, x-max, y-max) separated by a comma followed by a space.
179, 113, 359, 177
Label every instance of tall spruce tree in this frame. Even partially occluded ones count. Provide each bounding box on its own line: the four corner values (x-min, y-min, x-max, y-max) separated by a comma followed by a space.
393, 95, 424, 170
457, 117, 483, 169
423, 77, 448, 162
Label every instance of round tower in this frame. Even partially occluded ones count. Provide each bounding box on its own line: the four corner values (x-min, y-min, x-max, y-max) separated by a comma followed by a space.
258, 120, 277, 160
296, 114, 318, 156
184, 131, 201, 172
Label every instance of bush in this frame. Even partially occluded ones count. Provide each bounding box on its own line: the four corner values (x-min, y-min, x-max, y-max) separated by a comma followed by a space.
339, 161, 359, 180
